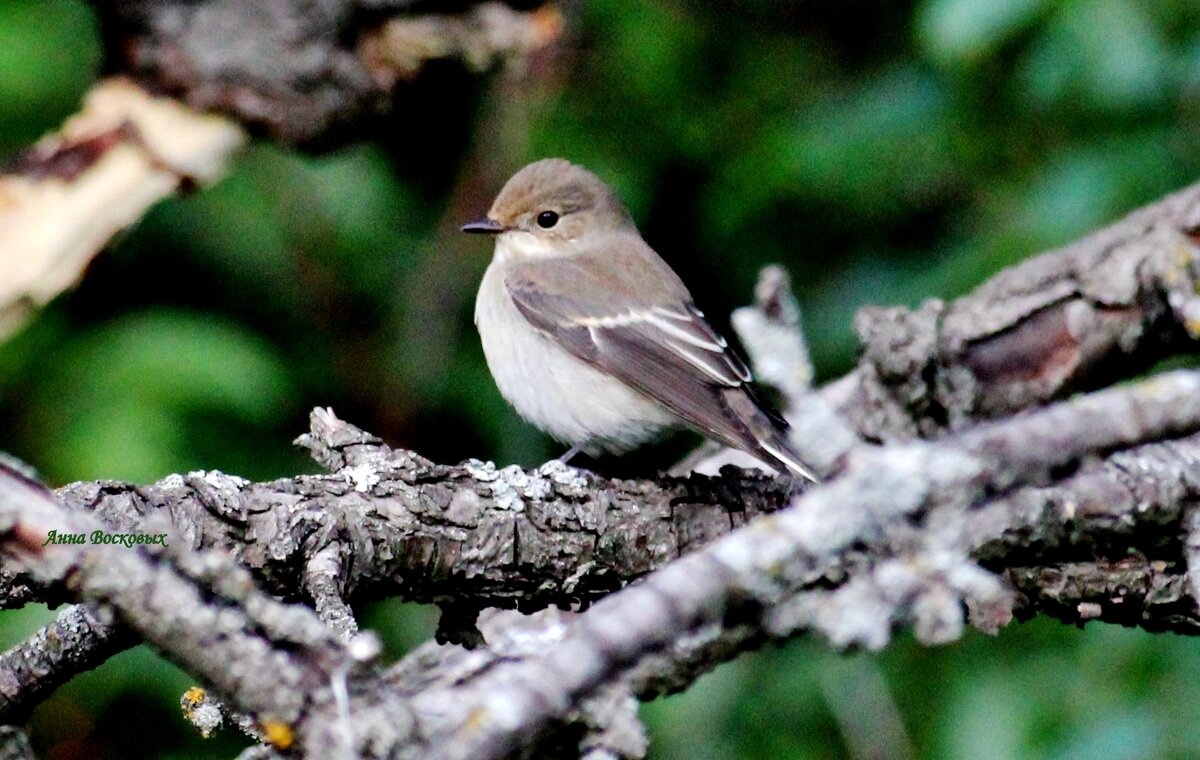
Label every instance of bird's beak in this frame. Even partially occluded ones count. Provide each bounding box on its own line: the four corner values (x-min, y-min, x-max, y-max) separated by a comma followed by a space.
461, 217, 507, 234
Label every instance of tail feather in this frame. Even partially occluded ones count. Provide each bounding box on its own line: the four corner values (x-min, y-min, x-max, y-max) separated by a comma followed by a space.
755, 433, 819, 482
718, 387, 819, 482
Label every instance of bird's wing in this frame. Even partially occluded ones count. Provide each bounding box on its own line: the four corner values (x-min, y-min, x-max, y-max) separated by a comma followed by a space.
503, 242, 815, 479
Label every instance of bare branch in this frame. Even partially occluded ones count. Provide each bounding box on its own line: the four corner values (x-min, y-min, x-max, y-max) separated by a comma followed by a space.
732, 263, 815, 405
0, 604, 133, 723
686, 264, 856, 477
0, 463, 415, 757
406, 371, 1200, 760
35, 418, 796, 616
2, 376, 1198, 757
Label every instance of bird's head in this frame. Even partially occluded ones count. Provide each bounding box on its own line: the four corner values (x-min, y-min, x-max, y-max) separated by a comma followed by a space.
461, 159, 634, 251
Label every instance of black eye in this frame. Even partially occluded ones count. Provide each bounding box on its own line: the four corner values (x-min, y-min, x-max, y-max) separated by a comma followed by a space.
536, 210, 559, 229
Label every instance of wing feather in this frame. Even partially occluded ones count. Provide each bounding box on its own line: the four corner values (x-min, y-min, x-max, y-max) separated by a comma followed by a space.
501, 242, 814, 479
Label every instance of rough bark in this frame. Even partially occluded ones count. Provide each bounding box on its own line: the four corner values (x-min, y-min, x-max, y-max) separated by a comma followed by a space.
6, 367, 1199, 758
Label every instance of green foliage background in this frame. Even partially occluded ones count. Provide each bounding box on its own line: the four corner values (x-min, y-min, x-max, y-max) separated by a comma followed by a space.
1, 0, 1199, 757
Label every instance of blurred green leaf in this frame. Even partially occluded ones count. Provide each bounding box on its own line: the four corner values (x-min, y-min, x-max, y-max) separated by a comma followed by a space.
0, 0, 99, 156
24, 311, 294, 483
705, 66, 956, 243
1018, 0, 1171, 112
918, 0, 1048, 66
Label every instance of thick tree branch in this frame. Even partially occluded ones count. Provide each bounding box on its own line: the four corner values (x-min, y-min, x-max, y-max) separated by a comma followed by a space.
830, 182, 1200, 440
0, 604, 132, 722
42, 424, 795, 615
0, 468, 330, 719
399, 371, 1200, 760
2, 369, 1198, 758
0, 461, 430, 758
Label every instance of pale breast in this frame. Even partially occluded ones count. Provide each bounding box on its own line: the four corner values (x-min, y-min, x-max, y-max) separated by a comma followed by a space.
474, 260, 675, 453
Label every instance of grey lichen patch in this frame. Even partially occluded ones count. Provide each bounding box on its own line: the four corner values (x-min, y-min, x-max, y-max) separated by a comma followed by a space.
342, 462, 382, 493
458, 462, 581, 513
188, 470, 250, 489
184, 470, 253, 521
489, 466, 530, 512
180, 687, 224, 739
538, 460, 589, 498
464, 459, 499, 482
521, 472, 553, 501
188, 699, 224, 738
157, 473, 186, 490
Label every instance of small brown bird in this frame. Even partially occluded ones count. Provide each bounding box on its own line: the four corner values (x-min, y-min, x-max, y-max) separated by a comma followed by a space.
462, 158, 816, 480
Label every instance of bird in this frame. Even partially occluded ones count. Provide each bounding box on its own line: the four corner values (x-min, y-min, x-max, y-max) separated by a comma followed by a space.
461, 158, 816, 481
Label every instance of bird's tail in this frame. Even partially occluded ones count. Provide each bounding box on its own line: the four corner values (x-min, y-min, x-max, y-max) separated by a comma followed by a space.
719, 387, 819, 482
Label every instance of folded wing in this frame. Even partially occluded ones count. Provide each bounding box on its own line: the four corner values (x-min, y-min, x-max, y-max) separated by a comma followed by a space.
504, 244, 816, 480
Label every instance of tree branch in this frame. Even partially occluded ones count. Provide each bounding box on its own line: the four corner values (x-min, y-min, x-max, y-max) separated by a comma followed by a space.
38, 419, 795, 616
3, 366, 1199, 757
830, 182, 1200, 440
0, 1, 561, 340
395, 371, 1200, 760
0, 604, 133, 722
0, 460, 429, 758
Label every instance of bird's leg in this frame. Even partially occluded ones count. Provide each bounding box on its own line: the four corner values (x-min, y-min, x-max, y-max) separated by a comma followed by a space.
541, 444, 593, 481
558, 444, 583, 464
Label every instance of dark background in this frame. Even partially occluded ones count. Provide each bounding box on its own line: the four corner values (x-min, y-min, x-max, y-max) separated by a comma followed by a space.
2, 0, 1200, 757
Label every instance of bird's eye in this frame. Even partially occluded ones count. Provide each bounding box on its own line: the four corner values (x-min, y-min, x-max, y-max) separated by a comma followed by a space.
536, 210, 559, 229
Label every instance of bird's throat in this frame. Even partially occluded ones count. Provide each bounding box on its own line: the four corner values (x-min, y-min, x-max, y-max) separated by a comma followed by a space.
494, 231, 570, 263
